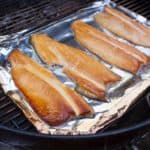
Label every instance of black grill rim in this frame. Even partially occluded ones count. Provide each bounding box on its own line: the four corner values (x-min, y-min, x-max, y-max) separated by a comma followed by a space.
0, 87, 149, 138
0, 119, 150, 139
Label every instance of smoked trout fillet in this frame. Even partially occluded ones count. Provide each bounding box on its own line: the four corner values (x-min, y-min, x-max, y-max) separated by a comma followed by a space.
71, 20, 150, 73
94, 6, 150, 47
31, 34, 120, 100
8, 50, 93, 126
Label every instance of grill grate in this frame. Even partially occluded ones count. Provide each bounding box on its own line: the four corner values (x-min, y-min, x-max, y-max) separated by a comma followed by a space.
113, 0, 150, 18
0, 0, 149, 35
0, 0, 93, 35
0, 0, 150, 133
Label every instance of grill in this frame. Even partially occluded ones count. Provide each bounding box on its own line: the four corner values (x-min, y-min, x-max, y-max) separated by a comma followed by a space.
0, 0, 92, 35
114, 0, 150, 18
0, 0, 149, 149
0, 0, 150, 35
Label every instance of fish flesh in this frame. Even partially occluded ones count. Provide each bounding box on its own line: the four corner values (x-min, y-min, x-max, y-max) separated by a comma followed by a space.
8, 49, 93, 126
31, 34, 120, 100
94, 6, 150, 47
71, 20, 150, 73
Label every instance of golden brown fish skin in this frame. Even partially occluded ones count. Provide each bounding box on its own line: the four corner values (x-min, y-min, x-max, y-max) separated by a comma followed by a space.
8, 49, 93, 126
75, 85, 102, 100
63, 67, 106, 100
9, 50, 93, 117
71, 20, 147, 73
87, 18, 149, 64
73, 19, 150, 65
31, 34, 120, 100
12, 67, 74, 126
94, 6, 150, 47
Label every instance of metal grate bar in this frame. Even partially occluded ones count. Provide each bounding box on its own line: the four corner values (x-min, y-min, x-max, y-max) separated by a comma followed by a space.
10, 120, 20, 128
133, 2, 147, 12
122, 0, 137, 7
0, 111, 21, 123
0, 0, 93, 35
0, 106, 16, 122
21, 125, 33, 131
0, 96, 7, 101
0, 101, 12, 109
137, 6, 150, 14
113, 0, 150, 19
16, 118, 27, 126
0, 106, 17, 119
19, 122, 33, 130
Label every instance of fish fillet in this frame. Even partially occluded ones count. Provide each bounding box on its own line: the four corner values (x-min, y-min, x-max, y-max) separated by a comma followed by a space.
72, 20, 150, 73
8, 49, 93, 126
31, 34, 120, 99
94, 6, 150, 47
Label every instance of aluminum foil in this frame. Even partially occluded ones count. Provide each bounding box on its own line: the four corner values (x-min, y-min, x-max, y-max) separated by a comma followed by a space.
0, 0, 150, 135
